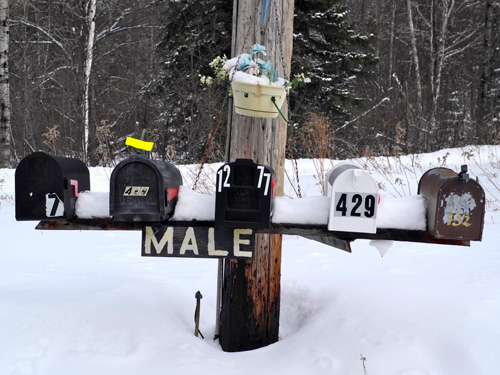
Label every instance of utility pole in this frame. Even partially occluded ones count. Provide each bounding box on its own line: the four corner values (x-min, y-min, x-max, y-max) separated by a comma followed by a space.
219, 0, 294, 352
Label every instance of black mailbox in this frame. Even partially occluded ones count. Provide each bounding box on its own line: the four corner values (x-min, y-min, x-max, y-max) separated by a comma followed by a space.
215, 159, 274, 229
110, 155, 182, 222
418, 165, 485, 241
15, 151, 90, 221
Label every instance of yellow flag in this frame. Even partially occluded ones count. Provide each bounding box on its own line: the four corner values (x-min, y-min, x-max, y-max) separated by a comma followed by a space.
125, 137, 154, 151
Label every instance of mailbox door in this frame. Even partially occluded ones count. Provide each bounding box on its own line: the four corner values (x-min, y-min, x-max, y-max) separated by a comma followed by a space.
16, 154, 61, 220
111, 161, 163, 222
328, 169, 379, 233
418, 167, 485, 241
215, 159, 274, 229
110, 156, 183, 222
432, 179, 485, 241
15, 152, 89, 221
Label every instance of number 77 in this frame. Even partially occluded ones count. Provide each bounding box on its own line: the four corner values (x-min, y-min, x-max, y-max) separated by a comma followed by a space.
257, 165, 271, 196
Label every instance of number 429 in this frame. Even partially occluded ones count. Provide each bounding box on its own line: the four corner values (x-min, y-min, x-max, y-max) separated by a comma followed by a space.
335, 193, 377, 218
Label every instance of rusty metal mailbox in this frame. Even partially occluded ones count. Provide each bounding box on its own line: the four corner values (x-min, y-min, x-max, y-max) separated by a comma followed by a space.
15, 151, 90, 221
215, 159, 274, 229
110, 155, 182, 222
418, 165, 485, 241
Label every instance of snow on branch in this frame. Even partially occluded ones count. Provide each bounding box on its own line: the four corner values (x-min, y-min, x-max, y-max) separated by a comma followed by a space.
10, 19, 67, 56
334, 97, 390, 134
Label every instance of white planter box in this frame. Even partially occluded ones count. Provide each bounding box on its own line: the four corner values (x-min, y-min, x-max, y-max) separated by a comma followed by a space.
231, 78, 287, 119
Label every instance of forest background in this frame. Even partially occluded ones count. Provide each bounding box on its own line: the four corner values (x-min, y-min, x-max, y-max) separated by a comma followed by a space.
0, 0, 498, 167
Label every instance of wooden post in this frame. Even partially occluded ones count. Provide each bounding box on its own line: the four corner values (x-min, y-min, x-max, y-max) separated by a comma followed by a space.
219, 0, 294, 352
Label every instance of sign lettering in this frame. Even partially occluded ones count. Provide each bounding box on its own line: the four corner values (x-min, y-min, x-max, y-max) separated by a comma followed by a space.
179, 227, 199, 255
207, 228, 229, 257
142, 225, 254, 259
233, 229, 253, 258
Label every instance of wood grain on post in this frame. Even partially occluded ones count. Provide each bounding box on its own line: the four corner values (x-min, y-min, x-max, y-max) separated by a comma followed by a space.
219, 0, 294, 352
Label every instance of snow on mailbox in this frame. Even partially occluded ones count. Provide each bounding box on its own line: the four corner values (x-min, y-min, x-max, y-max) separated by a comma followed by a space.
326, 162, 379, 233
15, 151, 90, 221
215, 159, 274, 229
417, 165, 485, 241
110, 155, 182, 222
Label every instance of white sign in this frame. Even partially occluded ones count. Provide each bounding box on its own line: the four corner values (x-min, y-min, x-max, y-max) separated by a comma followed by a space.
142, 225, 255, 259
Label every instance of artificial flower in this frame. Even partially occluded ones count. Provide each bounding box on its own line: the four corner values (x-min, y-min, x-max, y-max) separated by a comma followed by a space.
252, 44, 267, 56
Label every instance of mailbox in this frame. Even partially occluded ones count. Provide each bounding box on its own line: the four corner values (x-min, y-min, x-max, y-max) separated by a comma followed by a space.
215, 159, 274, 229
418, 165, 485, 241
15, 151, 90, 221
326, 162, 379, 233
110, 155, 182, 222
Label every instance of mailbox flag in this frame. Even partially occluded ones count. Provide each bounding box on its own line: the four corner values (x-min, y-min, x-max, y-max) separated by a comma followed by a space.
125, 137, 154, 151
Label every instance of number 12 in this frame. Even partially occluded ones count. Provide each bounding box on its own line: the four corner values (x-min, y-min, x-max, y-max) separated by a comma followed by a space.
217, 165, 231, 192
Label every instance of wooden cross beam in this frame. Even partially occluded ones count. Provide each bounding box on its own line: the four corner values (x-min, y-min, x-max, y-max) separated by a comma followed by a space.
35, 218, 470, 248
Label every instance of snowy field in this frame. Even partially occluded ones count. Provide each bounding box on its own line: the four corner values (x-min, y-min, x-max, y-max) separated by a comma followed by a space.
1, 145, 499, 375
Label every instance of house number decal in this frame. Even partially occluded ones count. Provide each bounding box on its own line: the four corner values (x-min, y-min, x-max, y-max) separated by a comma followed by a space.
446, 214, 471, 227
123, 186, 150, 196
45, 193, 64, 217
257, 165, 272, 196
334, 192, 377, 218
442, 192, 476, 227
217, 165, 231, 192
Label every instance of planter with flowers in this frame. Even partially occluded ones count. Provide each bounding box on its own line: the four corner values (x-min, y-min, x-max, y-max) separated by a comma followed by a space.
202, 44, 309, 119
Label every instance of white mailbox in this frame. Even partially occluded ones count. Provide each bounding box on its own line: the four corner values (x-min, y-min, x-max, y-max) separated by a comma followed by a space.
326, 162, 379, 233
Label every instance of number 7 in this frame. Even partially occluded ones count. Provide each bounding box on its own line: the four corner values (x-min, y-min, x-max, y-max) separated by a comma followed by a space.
257, 165, 271, 196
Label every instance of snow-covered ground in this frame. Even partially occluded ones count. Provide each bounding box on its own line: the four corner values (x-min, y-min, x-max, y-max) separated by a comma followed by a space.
1, 145, 499, 375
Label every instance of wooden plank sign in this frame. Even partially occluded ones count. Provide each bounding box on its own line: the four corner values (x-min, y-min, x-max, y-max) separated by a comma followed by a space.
142, 225, 255, 259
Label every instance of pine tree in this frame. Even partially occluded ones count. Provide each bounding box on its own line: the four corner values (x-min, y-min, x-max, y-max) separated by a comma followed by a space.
152, 0, 232, 163
289, 0, 376, 158
154, 0, 375, 161
291, 0, 375, 118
